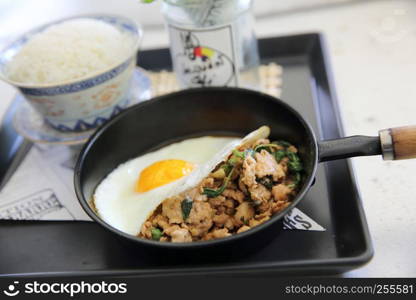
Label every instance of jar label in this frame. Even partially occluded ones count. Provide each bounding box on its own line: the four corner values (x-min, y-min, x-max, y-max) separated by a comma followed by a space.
168, 24, 239, 87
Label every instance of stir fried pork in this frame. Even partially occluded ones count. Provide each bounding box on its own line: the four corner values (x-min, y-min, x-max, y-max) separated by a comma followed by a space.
140, 138, 303, 242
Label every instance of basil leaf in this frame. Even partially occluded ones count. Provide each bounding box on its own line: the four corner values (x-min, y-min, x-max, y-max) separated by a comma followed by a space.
288, 173, 302, 189
221, 163, 233, 176
288, 161, 303, 172
287, 152, 303, 172
254, 143, 281, 153
294, 172, 302, 184
232, 150, 245, 158
203, 166, 235, 198
258, 176, 274, 189
274, 150, 287, 162
151, 227, 163, 241
203, 182, 228, 198
273, 140, 292, 148
181, 196, 193, 220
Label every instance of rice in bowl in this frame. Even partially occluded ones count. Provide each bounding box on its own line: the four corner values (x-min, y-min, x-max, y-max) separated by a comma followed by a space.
0, 15, 142, 132
5, 18, 136, 85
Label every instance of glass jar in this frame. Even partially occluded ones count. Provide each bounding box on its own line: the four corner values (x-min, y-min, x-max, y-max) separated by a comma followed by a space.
162, 0, 260, 89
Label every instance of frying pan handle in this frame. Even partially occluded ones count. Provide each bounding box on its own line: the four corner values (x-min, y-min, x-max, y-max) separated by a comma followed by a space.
318, 125, 416, 162
379, 125, 416, 160
318, 136, 381, 162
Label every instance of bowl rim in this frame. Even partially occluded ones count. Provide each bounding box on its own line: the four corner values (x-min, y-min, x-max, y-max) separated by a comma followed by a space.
74, 87, 319, 249
0, 13, 143, 88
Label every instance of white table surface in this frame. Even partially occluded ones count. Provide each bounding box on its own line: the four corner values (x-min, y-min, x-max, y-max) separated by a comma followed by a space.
0, 0, 415, 277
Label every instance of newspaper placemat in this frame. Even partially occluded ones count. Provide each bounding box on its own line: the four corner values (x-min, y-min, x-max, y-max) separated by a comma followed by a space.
0, 63, 325, 231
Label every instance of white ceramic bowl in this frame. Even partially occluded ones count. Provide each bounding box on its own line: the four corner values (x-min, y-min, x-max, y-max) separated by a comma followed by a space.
0, 14, 142, 132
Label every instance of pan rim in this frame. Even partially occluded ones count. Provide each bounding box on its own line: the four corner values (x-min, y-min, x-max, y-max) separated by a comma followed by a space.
74, 87, 319, 249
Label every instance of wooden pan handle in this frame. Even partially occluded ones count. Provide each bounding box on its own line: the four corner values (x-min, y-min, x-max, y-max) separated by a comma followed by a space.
379, 125, 416, 160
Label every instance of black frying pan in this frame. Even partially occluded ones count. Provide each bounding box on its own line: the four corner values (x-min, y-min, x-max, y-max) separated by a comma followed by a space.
74, 87, 416, 251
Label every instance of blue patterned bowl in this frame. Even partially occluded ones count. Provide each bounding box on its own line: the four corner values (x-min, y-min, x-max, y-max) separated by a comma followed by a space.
0, 14, 142, 132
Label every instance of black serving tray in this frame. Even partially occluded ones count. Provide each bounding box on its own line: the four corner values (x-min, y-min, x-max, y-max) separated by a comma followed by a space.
0, 33, 373, 277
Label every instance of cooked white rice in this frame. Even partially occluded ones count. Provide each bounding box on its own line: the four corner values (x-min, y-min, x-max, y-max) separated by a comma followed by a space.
6, 18, 135, 84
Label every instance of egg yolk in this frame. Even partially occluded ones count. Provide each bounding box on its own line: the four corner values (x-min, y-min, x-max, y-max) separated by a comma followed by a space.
135, 159, 195, 193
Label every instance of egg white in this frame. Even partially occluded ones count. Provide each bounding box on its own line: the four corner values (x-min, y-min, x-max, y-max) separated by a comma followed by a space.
94, 136, 239, 235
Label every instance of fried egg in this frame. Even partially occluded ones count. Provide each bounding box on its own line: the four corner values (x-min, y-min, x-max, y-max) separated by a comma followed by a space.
93, 136, 239, 235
